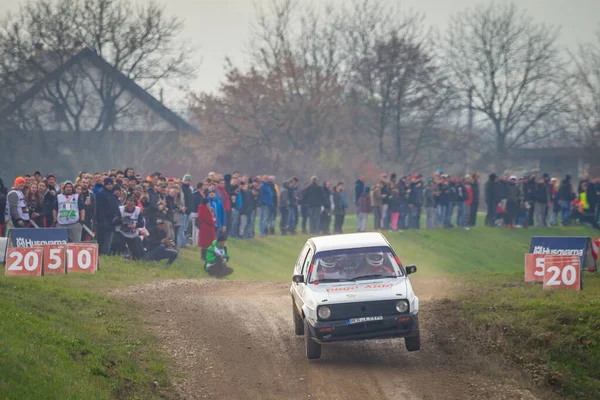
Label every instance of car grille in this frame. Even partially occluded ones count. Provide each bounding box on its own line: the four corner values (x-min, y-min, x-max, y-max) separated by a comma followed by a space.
327, 300, 399, 321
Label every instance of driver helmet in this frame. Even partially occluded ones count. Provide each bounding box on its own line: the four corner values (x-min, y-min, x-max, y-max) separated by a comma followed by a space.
320, 256, 338, 269
366, 252, 384, 267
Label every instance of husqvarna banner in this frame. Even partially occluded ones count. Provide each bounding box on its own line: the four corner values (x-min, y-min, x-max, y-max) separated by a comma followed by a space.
529, 237, 597, 272
3, 228, 68, 263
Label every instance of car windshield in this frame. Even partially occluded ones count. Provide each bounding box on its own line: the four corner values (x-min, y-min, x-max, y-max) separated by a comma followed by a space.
309, 246, 402, 283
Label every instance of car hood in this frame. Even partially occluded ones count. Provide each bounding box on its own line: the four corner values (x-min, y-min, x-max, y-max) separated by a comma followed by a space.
311, 278, 408, 304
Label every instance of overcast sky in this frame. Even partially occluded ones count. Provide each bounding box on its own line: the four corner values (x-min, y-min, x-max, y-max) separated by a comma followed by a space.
1, 0, 599, 97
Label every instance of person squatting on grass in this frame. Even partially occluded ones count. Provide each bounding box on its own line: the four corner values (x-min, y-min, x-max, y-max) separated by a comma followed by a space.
205, 233, 233, 278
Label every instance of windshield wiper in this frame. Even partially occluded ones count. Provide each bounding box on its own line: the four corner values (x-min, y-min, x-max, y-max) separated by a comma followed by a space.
312, 278, 354, 284
350, 274, 394, 281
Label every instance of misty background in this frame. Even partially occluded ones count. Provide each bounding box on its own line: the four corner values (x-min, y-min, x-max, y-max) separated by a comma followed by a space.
0, 0, 599, 183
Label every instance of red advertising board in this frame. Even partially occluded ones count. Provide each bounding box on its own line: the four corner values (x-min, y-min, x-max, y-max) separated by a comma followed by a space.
43, 245, 67, 275
66, 243, 98, 273
524, 253, 545, 283
5, 247, 43, 276
543, 255, 581, 291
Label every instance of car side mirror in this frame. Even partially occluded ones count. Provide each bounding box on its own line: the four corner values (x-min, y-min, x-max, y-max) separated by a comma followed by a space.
405, 265, 417, 275
292, 274, 304, 284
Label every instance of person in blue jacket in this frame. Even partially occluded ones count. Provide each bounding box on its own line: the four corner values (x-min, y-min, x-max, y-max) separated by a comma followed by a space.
208, 188, 225, 234
259, 175, 273, 237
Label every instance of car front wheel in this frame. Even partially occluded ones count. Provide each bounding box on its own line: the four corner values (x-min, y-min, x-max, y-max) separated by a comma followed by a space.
304, 320, 321, 360
405, 333, 421, 352
292, 301, 304, 336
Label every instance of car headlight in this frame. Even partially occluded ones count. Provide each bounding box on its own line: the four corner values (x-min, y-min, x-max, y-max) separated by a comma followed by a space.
317, 306, 331, 320
396, 300, 409, 313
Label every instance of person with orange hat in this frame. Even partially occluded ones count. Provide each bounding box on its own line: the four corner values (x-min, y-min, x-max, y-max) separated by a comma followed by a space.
4, 177, 30, 228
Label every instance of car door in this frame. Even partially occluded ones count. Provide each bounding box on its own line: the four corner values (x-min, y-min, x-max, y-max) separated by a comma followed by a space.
295, 247, 314, 308
292, 244, 312, 309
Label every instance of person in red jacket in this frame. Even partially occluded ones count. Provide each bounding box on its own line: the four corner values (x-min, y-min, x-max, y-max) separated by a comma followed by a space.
197, 198, 216, 260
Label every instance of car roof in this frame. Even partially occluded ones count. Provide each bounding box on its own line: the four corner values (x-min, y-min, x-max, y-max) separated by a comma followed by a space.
309, 232, 391, 252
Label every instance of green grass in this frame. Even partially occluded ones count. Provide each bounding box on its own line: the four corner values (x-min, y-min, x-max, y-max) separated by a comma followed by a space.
0, 215, 598, 398
0, 277, 173, 400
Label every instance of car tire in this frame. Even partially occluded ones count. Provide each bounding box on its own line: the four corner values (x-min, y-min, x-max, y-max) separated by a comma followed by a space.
293, 301, 304, 336
304, 320, 321, 360
405, 333, 421, 352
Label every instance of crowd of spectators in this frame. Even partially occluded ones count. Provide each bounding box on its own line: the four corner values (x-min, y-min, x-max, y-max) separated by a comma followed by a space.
1, 168, 598, 265
483, 173, 600, 229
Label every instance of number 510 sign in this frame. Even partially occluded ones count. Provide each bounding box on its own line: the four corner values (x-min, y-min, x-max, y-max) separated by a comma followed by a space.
525, 254, 581, 290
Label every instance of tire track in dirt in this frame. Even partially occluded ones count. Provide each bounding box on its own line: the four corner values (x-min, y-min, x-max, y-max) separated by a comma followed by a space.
113, 279, 547, 400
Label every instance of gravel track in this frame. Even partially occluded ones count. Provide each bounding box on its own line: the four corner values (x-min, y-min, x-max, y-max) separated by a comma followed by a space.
114, 279, 547, 400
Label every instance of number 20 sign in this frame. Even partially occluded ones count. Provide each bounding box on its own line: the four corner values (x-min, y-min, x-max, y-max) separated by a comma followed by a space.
543, 255, 581, 291
5, 247, 43, 276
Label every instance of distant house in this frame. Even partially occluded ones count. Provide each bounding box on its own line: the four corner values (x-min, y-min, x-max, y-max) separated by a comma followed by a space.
0, 45, 200, 179
508, 147, 600, 178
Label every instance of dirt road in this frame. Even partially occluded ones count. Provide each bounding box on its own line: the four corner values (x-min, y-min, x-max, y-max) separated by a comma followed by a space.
115, 279, 547, 400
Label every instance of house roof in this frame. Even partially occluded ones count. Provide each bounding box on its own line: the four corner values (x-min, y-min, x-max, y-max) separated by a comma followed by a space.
308, 232, 392, 253
0, 47, 200, 134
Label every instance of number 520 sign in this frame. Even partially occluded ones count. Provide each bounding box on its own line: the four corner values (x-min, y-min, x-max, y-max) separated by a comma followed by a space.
525, 254, 581, 290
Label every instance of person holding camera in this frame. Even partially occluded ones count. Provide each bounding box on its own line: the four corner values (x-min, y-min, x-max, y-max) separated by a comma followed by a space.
144, 219, 179, 265
116, 197, 145, 260
205, 233, 233, 278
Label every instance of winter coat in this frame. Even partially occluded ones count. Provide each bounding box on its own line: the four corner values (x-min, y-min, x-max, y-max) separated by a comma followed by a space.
456, 183, 468, 202
466, 185, 473, 206
197, 204, 216, 248
558, 180, 574, 202
95, 187, 121, 229
535, 183, 548, 204
181, 183, 193, 215
387, 192, 402, 213
484, 176, 500, 206
423, 185, 435, 208
240, 189, 257, 216
279, 185, 290, 209
209, 197, 225, 228
192, 190, 204, 215
471, 182, 480, 204
371, 187, 383, 207
260, 183, 273, 207
288, 184, 298, 207
354, 180, 365, 205
358, 192, 371, 213
408, 182, 424, 207
303, 183, 325, 208
333, 191, 346, 216
217, 186, 231, 212
506, 183, 520, 204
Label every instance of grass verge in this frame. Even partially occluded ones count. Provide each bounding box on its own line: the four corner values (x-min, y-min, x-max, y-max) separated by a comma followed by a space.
447, 272, 600, 399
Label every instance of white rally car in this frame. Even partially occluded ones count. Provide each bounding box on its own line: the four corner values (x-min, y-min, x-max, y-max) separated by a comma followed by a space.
290, 232, 420, 359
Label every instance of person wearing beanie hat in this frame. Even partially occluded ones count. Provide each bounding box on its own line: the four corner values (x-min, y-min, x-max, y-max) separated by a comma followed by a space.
357, 186, 371, 232
5, 177, 30, 228
54, 179, 85, 243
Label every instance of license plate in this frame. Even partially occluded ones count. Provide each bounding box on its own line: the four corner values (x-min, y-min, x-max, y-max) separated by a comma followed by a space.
346, 316, 383, 324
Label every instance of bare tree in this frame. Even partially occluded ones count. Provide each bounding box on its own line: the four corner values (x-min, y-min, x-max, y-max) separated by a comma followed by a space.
567, 27, 600, 148
445, 2, 567, 171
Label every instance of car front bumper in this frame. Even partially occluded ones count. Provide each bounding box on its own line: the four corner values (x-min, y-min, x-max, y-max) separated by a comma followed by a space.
307, 313, 419, 343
